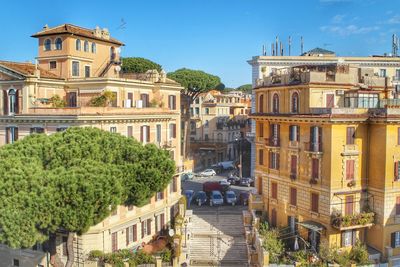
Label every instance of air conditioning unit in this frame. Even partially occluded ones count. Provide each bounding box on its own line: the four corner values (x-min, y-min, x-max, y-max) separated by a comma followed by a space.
336, 90, 345, 96
136, 100, 143, 108
125, 99, 132, 108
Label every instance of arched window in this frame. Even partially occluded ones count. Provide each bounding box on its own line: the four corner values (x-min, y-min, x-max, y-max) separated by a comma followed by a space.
272, 93, 279, 113
44, 39, 51, 51
91, 42, 96, 53
205, 120, 209, 128
76, 39, 81, 51
259, 94, 264, 113
55, 38, 62, 50
8, 89, 16, 114
291, 92, 299, 113
84, 40, 89, 52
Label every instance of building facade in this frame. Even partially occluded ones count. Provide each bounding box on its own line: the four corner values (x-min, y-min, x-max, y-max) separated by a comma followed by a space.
188, 90, 251, 171
0, 24, 183, 267
250, 54, 400, 264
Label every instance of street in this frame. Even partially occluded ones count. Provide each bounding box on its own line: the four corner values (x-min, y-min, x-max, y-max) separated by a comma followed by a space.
182, 171, 253, 267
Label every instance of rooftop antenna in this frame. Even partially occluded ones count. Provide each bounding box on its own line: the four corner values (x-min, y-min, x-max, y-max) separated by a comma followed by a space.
275, 36, 279, 57
271, 43, 275, 56
280, 42, 283, 56
393, 34, 399, 57
116, 18, 127, 30
288, 36, 292, 56
301, 36, 304, 55
262, 44, 266, 56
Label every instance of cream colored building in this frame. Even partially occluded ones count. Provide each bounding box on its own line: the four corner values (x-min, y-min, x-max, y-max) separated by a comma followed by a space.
189, 90, 251, 170
0, 24, 183, 267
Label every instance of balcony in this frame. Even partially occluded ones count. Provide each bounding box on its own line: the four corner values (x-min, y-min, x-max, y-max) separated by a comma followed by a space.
163, 140, 175, 148
304, 142, 322, 155
342, 144, 359, 156
288, 140, 300, 151
249, 193, 264, 211
393, 76, 400, 82
264, 137, 280, 148
255, 136, 265, 144
331, 211, 375, 231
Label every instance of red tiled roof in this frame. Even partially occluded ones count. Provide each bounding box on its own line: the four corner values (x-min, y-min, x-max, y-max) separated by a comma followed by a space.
31, 24, 124, 46
0, 61, 62, 79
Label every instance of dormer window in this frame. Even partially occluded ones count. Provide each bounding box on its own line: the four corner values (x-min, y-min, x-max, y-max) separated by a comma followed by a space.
84, 41, 89, 52
76, 39, 81, 51
91, 43, 96, 53
55, 38, 62, 50
44, 39, 51, 51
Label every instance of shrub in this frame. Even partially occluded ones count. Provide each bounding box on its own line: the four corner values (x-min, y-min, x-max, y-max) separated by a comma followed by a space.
260, 227, 285, 263
349, 240, 370, 265
160, 248, 172, 262
49, 94, 66, 108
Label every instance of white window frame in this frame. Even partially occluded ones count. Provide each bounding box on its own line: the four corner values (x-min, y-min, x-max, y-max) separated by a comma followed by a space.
84, 65, 91, 78
395, 232, 400, 248
55, 38, 62, 50
72, 61, 80, 77
44, 39, 52, 51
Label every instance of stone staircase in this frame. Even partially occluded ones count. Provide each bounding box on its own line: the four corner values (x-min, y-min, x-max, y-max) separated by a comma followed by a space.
189, 208, 249, 266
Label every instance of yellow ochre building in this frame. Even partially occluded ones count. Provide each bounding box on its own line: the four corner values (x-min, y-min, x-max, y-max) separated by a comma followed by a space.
249, 50, 400, 264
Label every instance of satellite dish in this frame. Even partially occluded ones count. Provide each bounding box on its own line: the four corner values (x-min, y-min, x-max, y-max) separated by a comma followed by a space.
115, 65, 121, 72
168, 229, 175, 237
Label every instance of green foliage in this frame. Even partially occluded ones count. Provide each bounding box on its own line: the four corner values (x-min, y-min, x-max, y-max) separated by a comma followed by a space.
89, 90, 116, 107
349, 240, 370, 265
122, 57, 162, 73
259, 225, 285, 264
331, 211, 375, 228
167, 68, 221, 100
236, 84, 252, 93
318, 240, 336, 264
160, 248, 172, 262
49, 95, 66, 108
0, 127, 175, 249
215, 82, 225, 91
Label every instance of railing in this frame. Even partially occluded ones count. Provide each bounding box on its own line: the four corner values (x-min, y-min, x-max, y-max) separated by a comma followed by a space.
288, 141, 299, 148
379, 98, 400, 108
255, 136, 265, 143
393, 76, 400, 82
331, 211, 375, 230
265, 137, 280, 147
304, 141, 322, 153
163, 140, 175, 148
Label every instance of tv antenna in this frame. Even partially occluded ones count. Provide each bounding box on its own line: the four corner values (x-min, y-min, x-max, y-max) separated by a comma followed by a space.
116, 18, 127, 30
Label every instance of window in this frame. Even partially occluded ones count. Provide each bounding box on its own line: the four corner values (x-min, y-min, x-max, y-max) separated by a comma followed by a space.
269, 151, 280, 170
380, 69, 387, 77
160, 213, 165, 230
398, 127, 400, 145
30, 127, 44, 134
169, 123, 176, 139
110, 127, 117, 133
44, 39, 51, 51
147, 219, 152, 236
85, 66, 90, 78
49, 61, 57, 69
5, 127, 18, 144
269, 124, 280, 146
205, 134, 209, 141
346, 127, 355, 145
13, 259, 19, 267
156, 191, 164, 201
258, 123, 264, 138
141, 221, 146, 238
346, 160, 355, 180
396, 196, 400, 215
195, 98, 200, 104
8, 89, 17, 114
66, 92, 77, 107
272, 93, 279, 113
310, 126, 322, 152
140, 93, 149, 107
395, 161, 400, 181
84, 40, 89, 52
312, 158, 319, 180
55, 38, 62, 50
258, 149, 264, 165
326, 94, 334, 108
168, 95, 176, 110
259, 94, 264, 113
172, 176, 178, 192
195, 107, 199, 115
205, 120, 209, 128
290, 155, 297, 179
289, 125, 300, 142
345, 195, 354, 215
271, 182, 278, 199
311, 192, 319, 213
344, 93, 379, 108
392, 232, 400, 248
271, 208, 277, 228
205, 108, 209, 115
291, 92, 299, 113
72, 61, 79, 76
342, 230, 356, 247
111, 92, 117, 107
111, 232, 118, 252
127, 126, 133, 138
156, 124, 161, 143
92, 42, 96, 53
140, 125, 150, 143
290, 187, 297, 206
76, 39, 81, 51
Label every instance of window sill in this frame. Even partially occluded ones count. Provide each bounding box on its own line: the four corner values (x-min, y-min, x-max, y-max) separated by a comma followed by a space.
310, 211, 319, 218
270, 199, 278, 205
289, 205, 297, 211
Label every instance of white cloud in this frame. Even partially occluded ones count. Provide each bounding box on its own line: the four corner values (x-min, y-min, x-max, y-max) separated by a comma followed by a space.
320, 0, 351, 3
386, 15, 400, 24
332, 14, 345, 23
320, 24, 380, 36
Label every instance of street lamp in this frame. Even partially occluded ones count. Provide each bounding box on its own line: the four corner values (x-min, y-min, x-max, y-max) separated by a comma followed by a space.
234, 132, 243, 178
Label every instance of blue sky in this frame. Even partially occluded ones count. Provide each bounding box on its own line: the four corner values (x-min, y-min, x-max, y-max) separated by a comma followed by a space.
0, 0, 399, 87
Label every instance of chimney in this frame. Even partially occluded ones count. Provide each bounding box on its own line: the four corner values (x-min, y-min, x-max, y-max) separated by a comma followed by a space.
43, 24, 49, 30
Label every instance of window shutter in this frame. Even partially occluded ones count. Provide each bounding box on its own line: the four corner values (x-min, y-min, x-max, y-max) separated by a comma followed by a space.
141, 221, 145, 238
289, 126, 293, 141
14, 127, 18, 141
347, 127, 355, 145
127, 126, 133, 137
398, 128, 400, 145
147, 219, 151, 236
290, 188, 297, 206
15, 90, 19, 114
259, 149, 263, 165
341, 232, 346, 247
269, 151, 273, 168
296, 126, 300, 141
146, 126, 150, 142
395, 162, 399, 181
3, 90, 8, 115
345, 195, 354, 215
173, 124, 176, 138
311, 193, 319, 212
392, 232, 396, 248
276, 153, 280, 170
133, 224, 137, 242
173, 95, 176, 110
126, 227, 130, 246
312, 159, 319, 179
396, 197, 400, 215
346, 160, 355, 180
140, 126, 143, 142
5, 127, 9, 144
318, 127, 322, 151
290, 155, 297, 177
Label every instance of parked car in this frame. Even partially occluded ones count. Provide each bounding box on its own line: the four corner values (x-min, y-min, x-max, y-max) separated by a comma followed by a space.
203, 182, 229, 196
225, 190, 237, 206
184, 190, 194, 206
227, 174, 240, 185
194, 191, 207, 206
199, 169, 216, 177
181, 172, 195, 182
217, 161, 236, 170
219, 179, 231, 187
210, 164, 223, 174
210, 190, 224, 206
239, 192, 250, 206
240, 178, 251, 187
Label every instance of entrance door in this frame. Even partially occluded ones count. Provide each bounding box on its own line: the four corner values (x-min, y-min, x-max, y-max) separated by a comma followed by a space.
308, 230, 321, 252
326, 94, 334, 108
271, 208, 277, 228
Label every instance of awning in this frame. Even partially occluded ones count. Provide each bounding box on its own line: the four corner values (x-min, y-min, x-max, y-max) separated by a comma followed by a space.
296, 220, 326, 232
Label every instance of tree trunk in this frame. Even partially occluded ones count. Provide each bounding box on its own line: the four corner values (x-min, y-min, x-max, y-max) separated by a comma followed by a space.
183, 96, 191, 159
48, 233, 64, 267
65, 232, 75, 267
